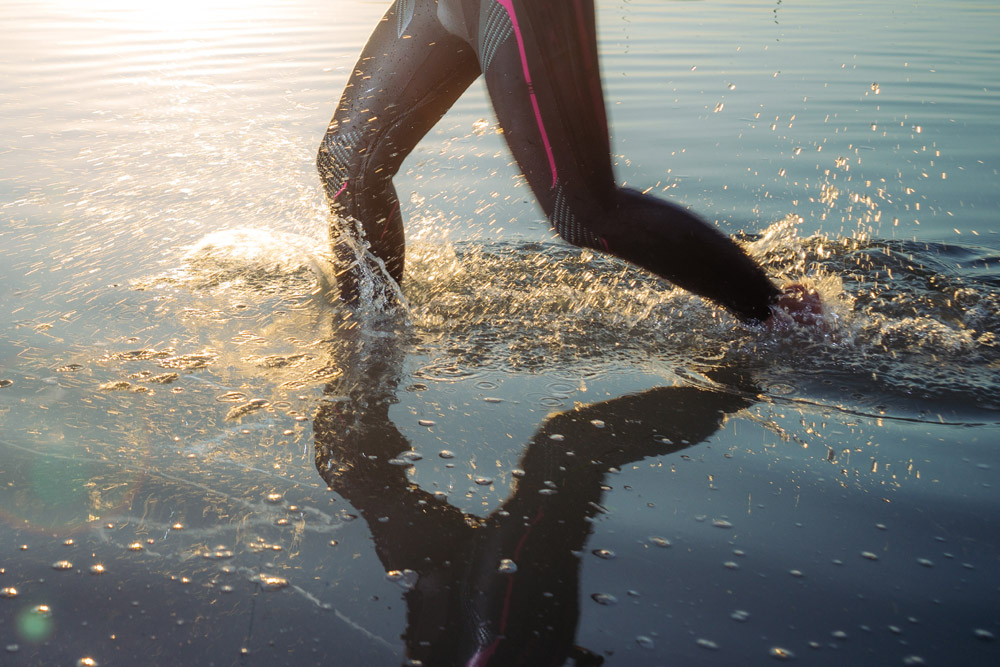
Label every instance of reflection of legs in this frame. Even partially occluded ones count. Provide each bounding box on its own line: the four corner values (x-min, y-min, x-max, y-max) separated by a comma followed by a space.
481, 1, 780, 322
317, 0, 480, 297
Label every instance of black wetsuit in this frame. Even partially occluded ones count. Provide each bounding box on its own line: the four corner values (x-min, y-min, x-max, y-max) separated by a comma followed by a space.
317, 0, 781, 323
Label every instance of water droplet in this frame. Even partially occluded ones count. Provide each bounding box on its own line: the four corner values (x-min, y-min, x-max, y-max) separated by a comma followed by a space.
474, 477, 494, 486
696, 638, 719, 650
89, 564, 106, 575
171, 523, 184, 531
265, 493, 283, 504
385, 569, 418, 590
974, 628, 995, 641
769, 646, 794, 660
127, 542, 144, 552
724, 561, 739, 570
275, 518, 290, 526
1, 587, 18, 599
52, 560, 73, 571
789, 569, 803, 578
902, 657, 926, 665
592, 549, 615, 560
860, 551, 878, 560
590, 420, 605, 429
76, 657, 99, 667
63, 538, 75, 546
6, 644, 20, 653
511, 468, 525, 478
831, 630, 848, 640
418, 419, 436, 427
728, 83, 736, 90
498, 559, 517, 574
636, 635, 655, 649
32, 605, 52, 617
731, 610, 750, 622
916, 558, 934, 568
0, 380, 13, 388
712, 519, 733, 529
438, 450, 454, 459
649, 536, 671, 548
220, 585, 234, 593
549, 433, 565, 441
257, 574, 289, 591
590, 593, 618, 606
328, 540, 338, 547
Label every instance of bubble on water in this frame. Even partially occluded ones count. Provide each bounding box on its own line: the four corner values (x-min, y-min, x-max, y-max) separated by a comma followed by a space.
731, 610, 750, 622
1, 587, 18, 599
386, 569, 418, 591
438, 450, 454, 459
592, 549, 615, 560
52, 560, 73, 571
390, 451, 423, 466
636, 635, 655, 649
591, 593, 618, 606
769, 647, 794, 660
511, 469, 525, 478
696, 638, 719, 650
649, 536, 671, 548
89, 564, 106, 575
257, 574, 289, 591
418, 419, 436, 427
225, 398, 269, 421
498, 559, 517, 574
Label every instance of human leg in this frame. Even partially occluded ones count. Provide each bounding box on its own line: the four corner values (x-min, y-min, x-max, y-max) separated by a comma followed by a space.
317, 0, 481, 297
477, 0, 781, 323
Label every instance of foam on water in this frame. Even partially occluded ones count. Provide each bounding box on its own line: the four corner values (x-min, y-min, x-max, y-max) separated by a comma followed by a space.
138, 215, 1000, 419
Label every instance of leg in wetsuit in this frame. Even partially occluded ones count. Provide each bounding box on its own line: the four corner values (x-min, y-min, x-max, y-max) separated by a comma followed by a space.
317, 0, 781, 323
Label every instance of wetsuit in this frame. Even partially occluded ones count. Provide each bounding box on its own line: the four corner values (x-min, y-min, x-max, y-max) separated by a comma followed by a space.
317, 0, 781, 323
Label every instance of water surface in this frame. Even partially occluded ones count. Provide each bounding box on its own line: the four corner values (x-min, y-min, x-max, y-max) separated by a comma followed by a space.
1, 1, 999, 665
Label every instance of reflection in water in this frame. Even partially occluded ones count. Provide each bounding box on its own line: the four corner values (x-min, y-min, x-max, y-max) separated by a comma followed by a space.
313, 317, 755, 665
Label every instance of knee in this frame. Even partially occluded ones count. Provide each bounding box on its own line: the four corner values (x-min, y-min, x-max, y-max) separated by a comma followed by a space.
317, 125, 364, 199
547, 184, 608, 250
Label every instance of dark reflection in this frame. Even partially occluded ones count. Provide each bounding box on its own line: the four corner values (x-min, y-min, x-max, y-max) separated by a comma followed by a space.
313, 318, 757, 666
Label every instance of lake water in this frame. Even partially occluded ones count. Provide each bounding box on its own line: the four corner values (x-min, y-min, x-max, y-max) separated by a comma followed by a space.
1, 0, 999, 665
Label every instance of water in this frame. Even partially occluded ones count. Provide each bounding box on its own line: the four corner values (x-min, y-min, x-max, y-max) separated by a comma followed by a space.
1, 0, 999, 665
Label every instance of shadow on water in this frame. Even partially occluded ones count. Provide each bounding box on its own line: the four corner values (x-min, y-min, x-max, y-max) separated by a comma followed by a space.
313, 313, 756, 666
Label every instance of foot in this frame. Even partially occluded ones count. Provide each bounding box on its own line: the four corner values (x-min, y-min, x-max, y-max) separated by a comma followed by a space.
768, 282, 824, 329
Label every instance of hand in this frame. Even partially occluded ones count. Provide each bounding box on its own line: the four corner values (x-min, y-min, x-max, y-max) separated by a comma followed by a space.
768, 282, 824, 329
